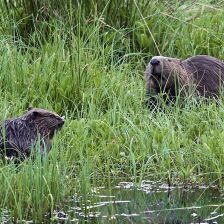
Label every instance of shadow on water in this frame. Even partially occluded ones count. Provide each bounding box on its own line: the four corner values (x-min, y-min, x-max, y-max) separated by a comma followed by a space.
50, 181, 224, 223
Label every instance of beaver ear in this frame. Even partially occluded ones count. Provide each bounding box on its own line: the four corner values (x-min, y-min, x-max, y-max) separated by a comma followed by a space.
26, 110, 39, 120
31, 111, 41, 118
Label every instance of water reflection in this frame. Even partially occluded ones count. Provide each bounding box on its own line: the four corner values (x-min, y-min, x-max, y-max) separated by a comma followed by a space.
55, 181, 224, 223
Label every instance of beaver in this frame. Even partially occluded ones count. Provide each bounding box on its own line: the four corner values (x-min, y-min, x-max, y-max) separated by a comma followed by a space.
0, 107, 65, 161
145, 55, 224, 108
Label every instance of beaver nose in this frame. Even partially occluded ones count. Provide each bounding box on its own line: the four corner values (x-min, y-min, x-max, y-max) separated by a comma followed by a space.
150, 58, 160, 66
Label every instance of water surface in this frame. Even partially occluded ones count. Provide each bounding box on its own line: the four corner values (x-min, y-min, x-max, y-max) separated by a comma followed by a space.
52, 181, 224, 223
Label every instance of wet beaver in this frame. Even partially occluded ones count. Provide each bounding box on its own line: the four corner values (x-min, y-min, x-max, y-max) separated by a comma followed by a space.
0, 107, 65, 161
145, 55, 224, 108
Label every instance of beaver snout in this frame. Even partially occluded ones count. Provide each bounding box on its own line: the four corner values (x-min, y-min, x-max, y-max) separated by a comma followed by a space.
60, 120, 65, 127
149, 57, 162, 75
150, 58, 160, 66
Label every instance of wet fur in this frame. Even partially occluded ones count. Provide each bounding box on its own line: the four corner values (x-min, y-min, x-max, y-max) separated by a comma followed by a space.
145, 55, 224, 108
0, 108, 64, 161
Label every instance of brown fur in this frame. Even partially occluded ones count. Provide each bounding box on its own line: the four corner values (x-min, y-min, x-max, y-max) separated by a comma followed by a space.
145, 55, 224, 108
0, 107, 65, 160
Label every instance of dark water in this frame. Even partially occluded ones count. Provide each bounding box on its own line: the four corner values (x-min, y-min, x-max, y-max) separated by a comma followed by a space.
51, 181, 224, 224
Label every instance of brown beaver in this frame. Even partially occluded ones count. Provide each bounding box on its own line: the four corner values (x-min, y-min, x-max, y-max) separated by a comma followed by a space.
0, 107, 65, 161
145, 55, 224, 108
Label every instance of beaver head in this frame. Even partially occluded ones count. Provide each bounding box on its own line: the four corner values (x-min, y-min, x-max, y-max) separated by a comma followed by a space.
25, 107, 65, 139
145, 56, 190, 97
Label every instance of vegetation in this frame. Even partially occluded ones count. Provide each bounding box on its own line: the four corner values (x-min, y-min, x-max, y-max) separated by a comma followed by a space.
0, 0, 223, 222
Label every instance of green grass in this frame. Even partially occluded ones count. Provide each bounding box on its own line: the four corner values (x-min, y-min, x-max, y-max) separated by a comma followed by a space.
0, 0, 224, 222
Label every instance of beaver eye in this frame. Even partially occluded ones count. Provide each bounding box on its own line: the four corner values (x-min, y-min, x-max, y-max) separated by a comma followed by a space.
168, 59, 171, 62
